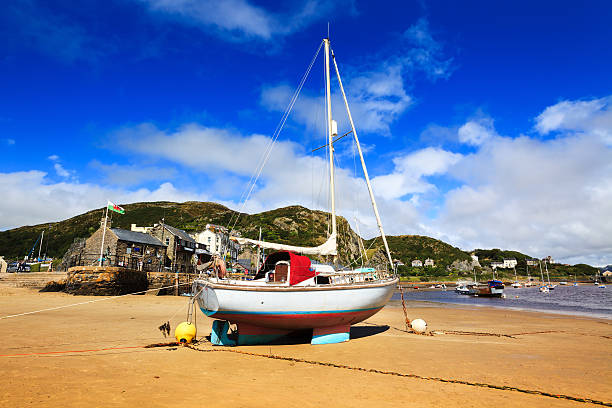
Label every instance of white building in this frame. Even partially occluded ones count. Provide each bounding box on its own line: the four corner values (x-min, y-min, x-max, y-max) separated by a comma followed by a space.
471, 254, 481, 267
131, 223, 155, 234
503, 258, 517, 268
191, 224, 240, 261
424, 258, 435, 267
411, 260, 423, 267
526, 259, 538, 266
491, 261, 504, 269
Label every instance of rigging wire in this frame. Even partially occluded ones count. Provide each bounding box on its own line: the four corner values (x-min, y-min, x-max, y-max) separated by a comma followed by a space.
226, 40, 324, 236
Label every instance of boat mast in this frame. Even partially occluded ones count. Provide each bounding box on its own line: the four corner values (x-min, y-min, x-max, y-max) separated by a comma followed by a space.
323, 38, 337, 250
38, 230, 44, 261
330, 47, 394, 268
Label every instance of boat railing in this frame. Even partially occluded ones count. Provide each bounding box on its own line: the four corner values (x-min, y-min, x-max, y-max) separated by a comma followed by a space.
195, 269, 393, 286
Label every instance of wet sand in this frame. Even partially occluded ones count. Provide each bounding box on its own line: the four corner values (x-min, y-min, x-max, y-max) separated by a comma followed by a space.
0, 286, 610, 407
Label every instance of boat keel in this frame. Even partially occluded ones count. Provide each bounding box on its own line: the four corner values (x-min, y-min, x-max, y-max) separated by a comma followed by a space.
311, 324, 350, 345
210, 320, 236, 346
236, 323, 293, 345
210, 320, 352, 346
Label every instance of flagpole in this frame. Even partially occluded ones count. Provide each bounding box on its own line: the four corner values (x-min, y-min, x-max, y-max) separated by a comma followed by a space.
99, 203, 109, 267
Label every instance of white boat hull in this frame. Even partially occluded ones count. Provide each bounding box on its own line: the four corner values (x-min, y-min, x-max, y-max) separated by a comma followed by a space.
194, 278, 398, 330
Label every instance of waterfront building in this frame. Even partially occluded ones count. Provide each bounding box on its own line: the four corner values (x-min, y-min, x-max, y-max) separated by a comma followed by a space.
148, 223, 209, 273
191, 224, 240, 262
66, 218, 166, 271
503, 258, 518, 268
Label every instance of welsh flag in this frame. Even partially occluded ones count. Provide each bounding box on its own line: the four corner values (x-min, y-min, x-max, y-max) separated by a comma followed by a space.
107, 201, 125, 214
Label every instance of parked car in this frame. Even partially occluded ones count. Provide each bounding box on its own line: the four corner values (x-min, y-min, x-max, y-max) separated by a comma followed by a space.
7, 262, 31, 272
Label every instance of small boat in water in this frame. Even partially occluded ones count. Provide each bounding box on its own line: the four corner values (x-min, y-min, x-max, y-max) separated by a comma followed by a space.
455, 281, 471, 295
468, 280, 504, 297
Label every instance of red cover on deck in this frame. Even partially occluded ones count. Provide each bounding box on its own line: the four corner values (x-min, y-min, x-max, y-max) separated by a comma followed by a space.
288, 252, 316, 285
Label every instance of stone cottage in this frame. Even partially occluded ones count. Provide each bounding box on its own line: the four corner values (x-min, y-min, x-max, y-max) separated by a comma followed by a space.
147, 223, 209, 273
70, 218, 167, 271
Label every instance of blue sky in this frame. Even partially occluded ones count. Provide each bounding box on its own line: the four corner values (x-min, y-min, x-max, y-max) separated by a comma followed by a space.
1, 0, 611, 265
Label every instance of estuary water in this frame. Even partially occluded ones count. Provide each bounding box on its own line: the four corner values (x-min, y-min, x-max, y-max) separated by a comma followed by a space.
392, 284, 612, 319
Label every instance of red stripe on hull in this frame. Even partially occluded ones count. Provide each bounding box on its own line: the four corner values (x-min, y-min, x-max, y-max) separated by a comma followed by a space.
213, 307, 383, 330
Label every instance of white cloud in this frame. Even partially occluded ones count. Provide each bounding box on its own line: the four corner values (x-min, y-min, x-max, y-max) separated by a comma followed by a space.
402, 17, 454, 81
435, 107, 612, 264
89, 160, 176, 186
3, 138, 16, 146
112, 122, 424, 237
261, 64, 412, 135
372, 147, 462, 200
53, 163, 71, 178
458, 117, 498, 146
6, 95, 611, 265
259, 17, 453, 135
141, 0, 343, 42
535, 96, 612, 144
47, 154, 75, 179
0, 170, 208, 230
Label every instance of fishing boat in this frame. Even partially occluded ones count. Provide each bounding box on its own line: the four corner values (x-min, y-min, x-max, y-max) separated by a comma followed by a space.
193, 37, 399, 346
455, 281, 471, 294
468, 280, 504, 297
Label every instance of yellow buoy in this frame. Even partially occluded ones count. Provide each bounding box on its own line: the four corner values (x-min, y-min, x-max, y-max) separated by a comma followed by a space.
175, 322, 197, 344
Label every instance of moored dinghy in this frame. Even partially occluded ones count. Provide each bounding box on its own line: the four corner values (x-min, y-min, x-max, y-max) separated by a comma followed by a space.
193, 37, 399, 345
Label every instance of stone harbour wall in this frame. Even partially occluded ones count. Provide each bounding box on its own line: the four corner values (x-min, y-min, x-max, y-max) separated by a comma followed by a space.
147, 272, 197, 295
64, 266, 197, 296
66, 266, 148, 296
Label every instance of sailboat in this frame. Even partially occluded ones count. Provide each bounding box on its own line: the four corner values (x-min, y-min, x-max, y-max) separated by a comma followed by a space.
511, 267, 522, 288
538, 260, 549, 293
544, 259, 556, 290
193, 38, 399, 346
524, 263, 535, 287
594, 270, 606, 288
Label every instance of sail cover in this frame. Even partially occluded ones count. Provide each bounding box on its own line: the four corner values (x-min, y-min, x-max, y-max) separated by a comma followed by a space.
253, 251, 316, 285
233, 233, 337, 256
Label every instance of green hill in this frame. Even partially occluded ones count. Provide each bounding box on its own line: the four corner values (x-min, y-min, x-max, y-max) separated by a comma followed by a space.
473, 248, 532, 263
0, 201, 361, 265
365, 234, 473, 279
0, 201, 600, 278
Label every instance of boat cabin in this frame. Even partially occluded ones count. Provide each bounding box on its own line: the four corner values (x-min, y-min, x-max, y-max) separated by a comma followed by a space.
254, 251, 318, 286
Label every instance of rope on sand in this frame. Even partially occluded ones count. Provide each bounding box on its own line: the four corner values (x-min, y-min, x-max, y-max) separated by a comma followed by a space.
185, 342, 612, 407
0, 283, 193, 320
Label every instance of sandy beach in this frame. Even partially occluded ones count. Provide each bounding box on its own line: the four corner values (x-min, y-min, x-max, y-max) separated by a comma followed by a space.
0, 286, 610, 407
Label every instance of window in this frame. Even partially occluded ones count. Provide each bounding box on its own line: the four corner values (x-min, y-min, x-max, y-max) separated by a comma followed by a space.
166, 238, 170, 245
